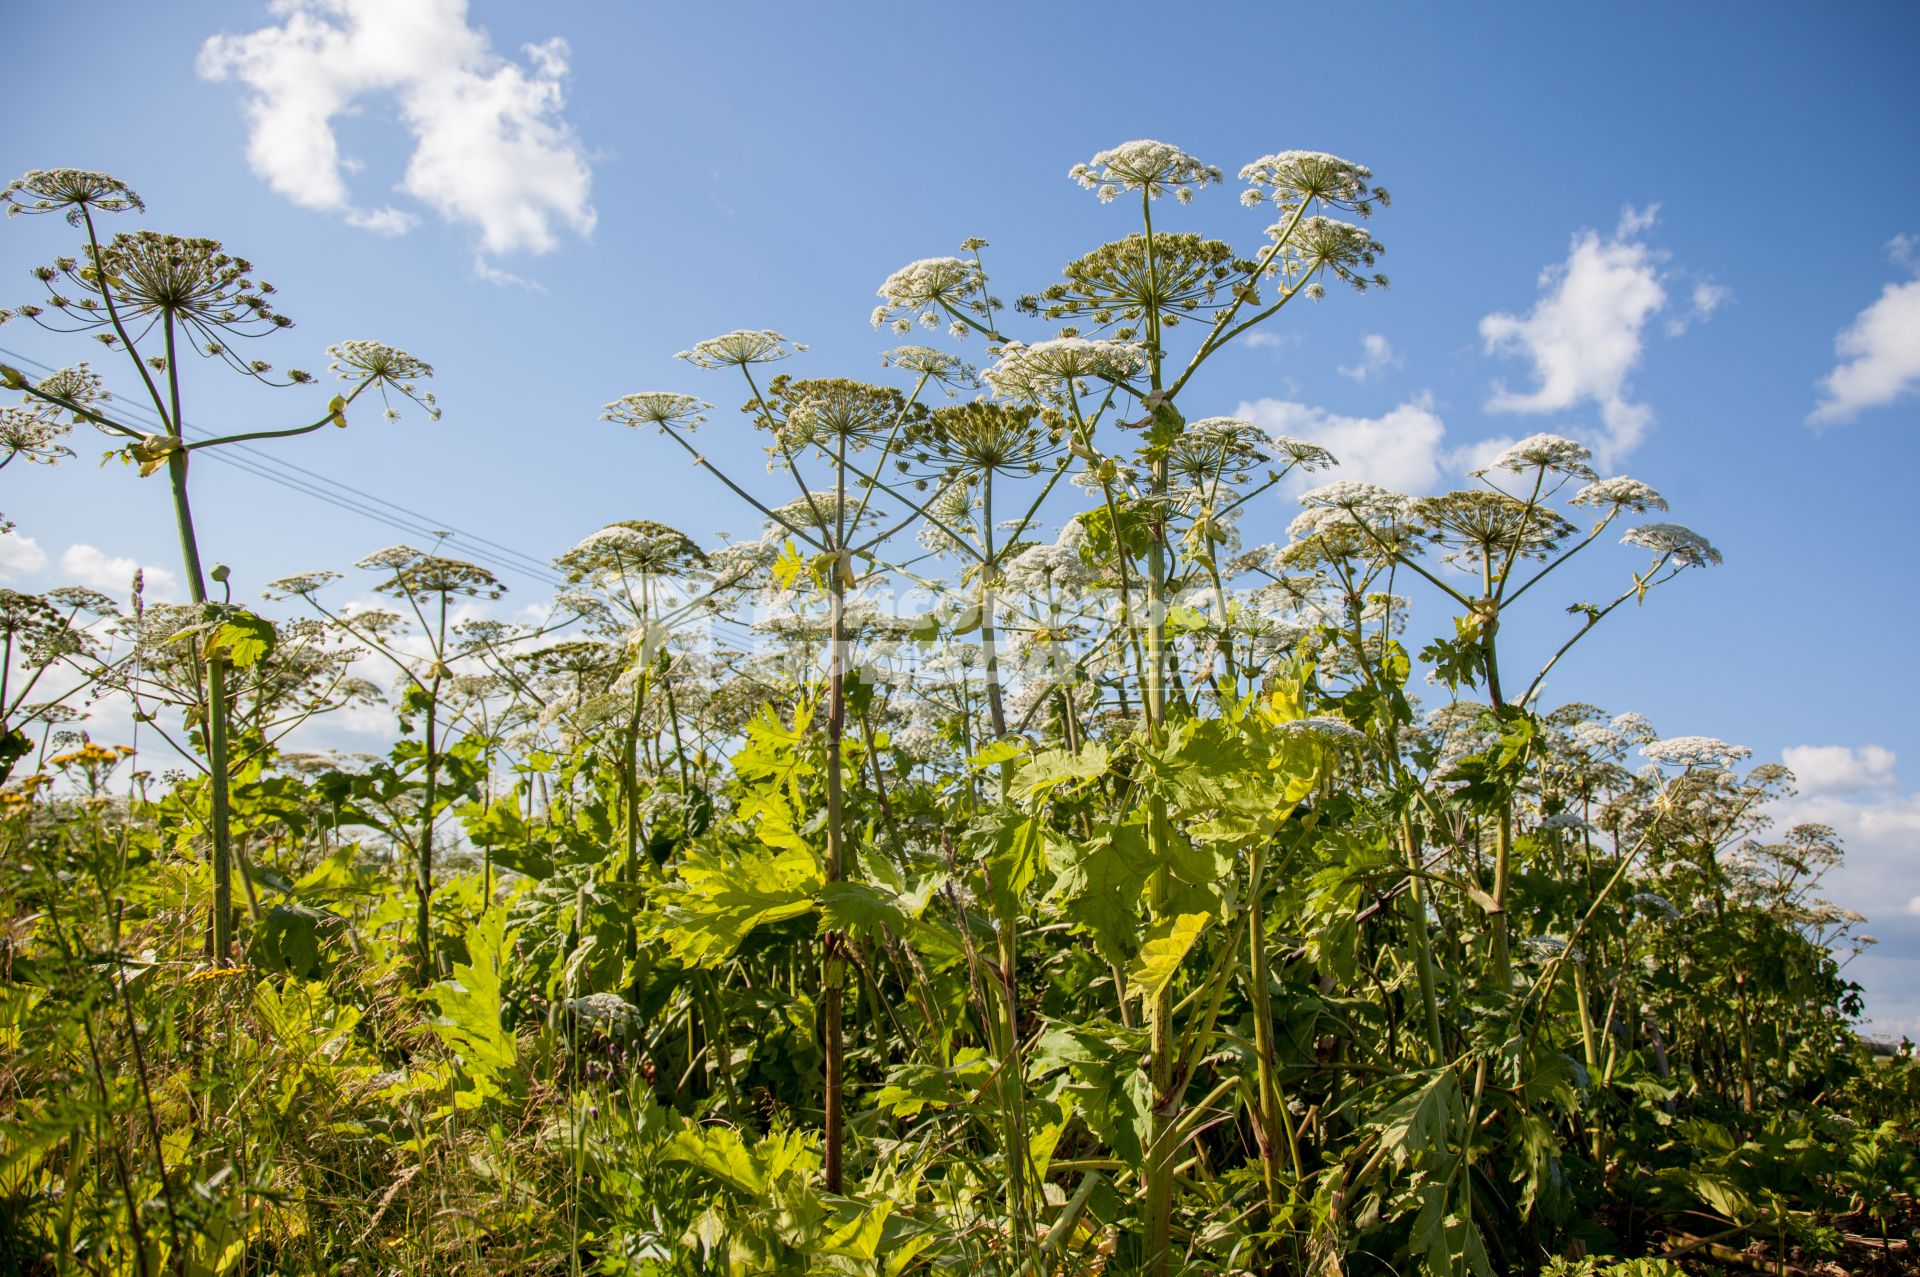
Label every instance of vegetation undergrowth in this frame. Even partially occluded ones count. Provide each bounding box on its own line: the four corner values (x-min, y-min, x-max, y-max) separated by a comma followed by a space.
0, 149, 1914, 1276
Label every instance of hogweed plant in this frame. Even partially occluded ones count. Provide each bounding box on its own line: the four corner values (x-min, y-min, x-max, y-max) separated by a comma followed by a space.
608, 334, 959, 1191
0, 169, 437, 959
0, 150, 1911, 1277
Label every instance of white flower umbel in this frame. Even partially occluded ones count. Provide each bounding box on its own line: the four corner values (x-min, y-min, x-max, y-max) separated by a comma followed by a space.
3, 169, 144, 223
982, 338, 1146, 401
1571, 477, 1667, 513
602, 392, 712, 434
1621, 521, 1722, 567
1239, 151, 1387, 216
1070, 140, 1222, 205
674, 329, 807, 369
1471, 432, 1596, 481
871, 257, 984, 333
1274, 715, 1368, 747
1297, 481, 1412, 525
1644, 735, 1752, 769
1000, 543, 1091, 594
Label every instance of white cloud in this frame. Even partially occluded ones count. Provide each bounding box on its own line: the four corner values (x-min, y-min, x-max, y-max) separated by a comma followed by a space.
1243, 330, 1302, 353
1807, 237, 1920, 426
1338, 333, 1402, 383
1766, 783, 1920, 1033
1238, 393, 1453, 493
60, 545, 179, 601
1782, 744, 1899, 794
1480, 205, 1672, 465
199, 0, 596, 258
1615, 202, 1662, 236
0, 531, 48, 581
471, 254, 546, 291
1664, 280, 1730, 337
345, 205, 418, 236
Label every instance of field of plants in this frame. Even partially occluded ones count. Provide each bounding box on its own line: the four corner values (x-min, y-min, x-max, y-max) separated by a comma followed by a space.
0, 148, 1914, 1276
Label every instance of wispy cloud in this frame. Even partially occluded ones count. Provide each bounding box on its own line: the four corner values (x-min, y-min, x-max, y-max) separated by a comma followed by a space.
1664, 280, 1729, 336
1480, 205, 1687, 466
60, 544, 179, 601
1808, 235, 1920, 426
1783, 743, 1900, 794
1244, 330, 1302, 353
199, 0, 596, 263
0, 531, 47, 581
1238, 393, 1455, 494
1337, 333, 1402, 384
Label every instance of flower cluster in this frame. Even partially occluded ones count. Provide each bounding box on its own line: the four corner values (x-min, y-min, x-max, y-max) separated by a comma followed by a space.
3, 169, 144, 224
1022, 233, 1245, 333
566, 993, 644, 1029
329, 341, 438, 419
602, 392, 711, 434
1297, 481, 1412, 525
558, 520, 709, 580
871, 257, 986, 335
262, 570, 343, 599
1070, 140, 1222, 204
1267, 217, 1387, 296
881, 345, 975, 390
1571, 477, 1667, 513
1472, 432, 1597, 481
981, 338, 1146, 401
357, 545, 505, 600
1239, 151, 1388, 217
1413, 491, 1575, 568
1000, 543, 1091, 594
1644, 735, 1752, 769
1275, 715, 1367, 747
13, 232, 311, 383
0, 403, 72, 466
1621, 522, 1722, 567
675, 329, 806, 369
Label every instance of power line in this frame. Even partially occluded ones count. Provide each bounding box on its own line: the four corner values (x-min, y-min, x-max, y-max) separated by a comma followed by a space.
0, 343, 770, 647
0, 343, 570, 588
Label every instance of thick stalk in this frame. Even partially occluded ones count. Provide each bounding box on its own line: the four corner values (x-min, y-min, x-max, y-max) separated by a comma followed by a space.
1137, 188, 1182, 1277
822, 439, 850, 1192
1480, 585, 1514, 986
415, 675, 440, 987
1247, 845, 1287, 1221
995, 842, 1034, 1258
621, 665, 650, 878
1573, 962, 1605, 1162
822, 571, 847, 1191
159, 417, 234, 958
1401, 813, 1446, 1060
979, 472, 1009, 739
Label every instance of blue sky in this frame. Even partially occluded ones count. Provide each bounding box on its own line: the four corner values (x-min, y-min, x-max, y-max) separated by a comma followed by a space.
3, 1, 1917, 1029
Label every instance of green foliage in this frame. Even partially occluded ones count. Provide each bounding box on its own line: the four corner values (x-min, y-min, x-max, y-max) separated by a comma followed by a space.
0, 143, 1911, 1277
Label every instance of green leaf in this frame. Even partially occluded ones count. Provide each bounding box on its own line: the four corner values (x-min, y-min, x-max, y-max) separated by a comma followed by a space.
818, 1199, 892, 1260
817, 880, 910, 938
665, 1125, 770, 1195
968, 737, 1028, 770
1010, 742, 1109, 803
1376, 1067, 1462, 1167
430, 910, 519, 1102
771, 538, 807, 590
1128, 912, 1210, 1002
657, 843, 821, 967
1050, 818, 1155, 964
205, 611, 277, 668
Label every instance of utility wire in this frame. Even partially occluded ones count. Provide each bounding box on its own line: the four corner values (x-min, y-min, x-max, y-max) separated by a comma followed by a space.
0, 343, 771, 647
